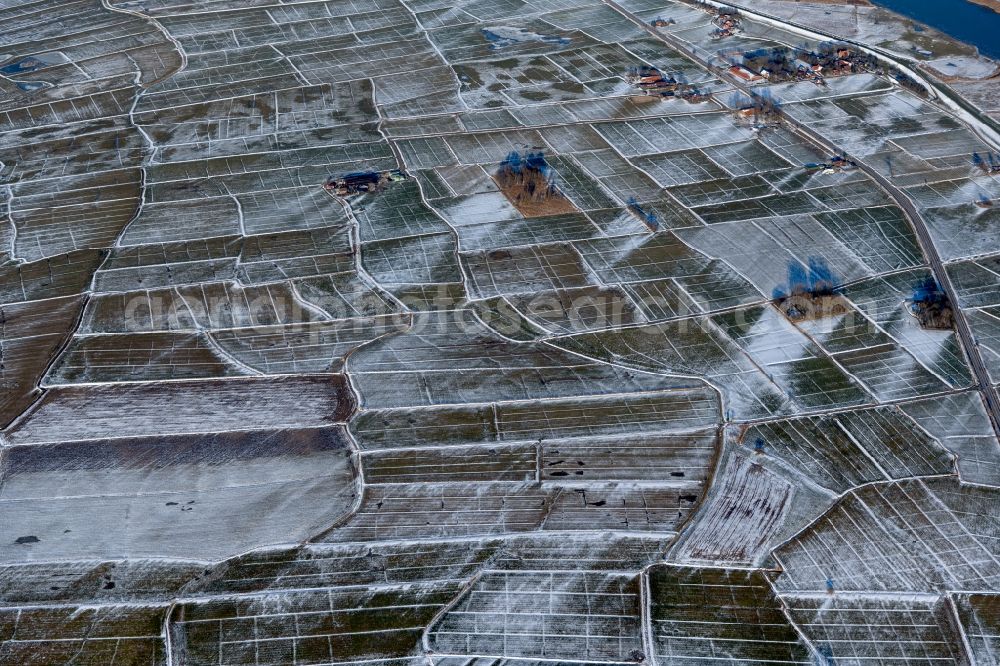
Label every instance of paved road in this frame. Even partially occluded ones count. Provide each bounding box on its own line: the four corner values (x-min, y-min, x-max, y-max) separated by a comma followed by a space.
604, 0, 1000, 439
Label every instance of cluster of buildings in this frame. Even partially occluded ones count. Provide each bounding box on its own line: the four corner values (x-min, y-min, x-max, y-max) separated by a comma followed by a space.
630, 66, 679, 93
805, 155, 858, 174
728, 65, 767, 84
733, 92, 783, 127
323, 170, 406, 196
711, 9, 742, 39
732, 45, 876, 87
626, 66, 708, 102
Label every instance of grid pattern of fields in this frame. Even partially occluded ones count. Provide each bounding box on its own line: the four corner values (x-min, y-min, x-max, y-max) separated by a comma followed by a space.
1, 0, 999, 661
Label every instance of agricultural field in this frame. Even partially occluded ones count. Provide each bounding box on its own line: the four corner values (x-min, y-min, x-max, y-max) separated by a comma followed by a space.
1, 0, 999, 662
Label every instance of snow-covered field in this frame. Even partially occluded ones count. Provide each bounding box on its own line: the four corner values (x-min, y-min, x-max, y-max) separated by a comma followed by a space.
1, 0, 999, 662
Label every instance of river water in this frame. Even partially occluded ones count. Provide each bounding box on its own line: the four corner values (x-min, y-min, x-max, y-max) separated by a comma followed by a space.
869, 0, 1000, 59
